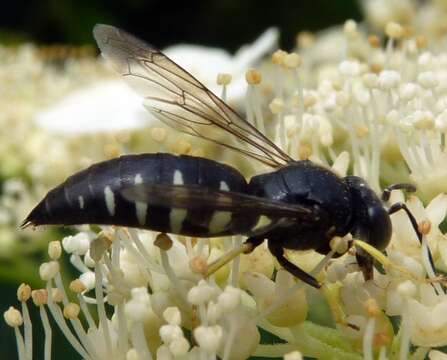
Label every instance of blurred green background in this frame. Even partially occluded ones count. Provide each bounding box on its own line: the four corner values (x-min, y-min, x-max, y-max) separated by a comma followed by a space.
0, 1, 361, 359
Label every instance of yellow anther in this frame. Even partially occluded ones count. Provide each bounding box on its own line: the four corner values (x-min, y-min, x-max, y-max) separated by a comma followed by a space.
190, 256, 208, 275
245, 69, 262, 85
51, 288, 64, 303
154, 233, 173, 251
385, 22, 404, 39
63, 303, 80, 319
216, 73, 232, 86
298, 144, 312, 160
370, 63, 383, 74
363, 298, 381, 318
402, 26, 414, 38
150, 127, 168, 143
271, 50, 287, 65
69, 279, 87, 294
418, 220, 431, 235
171, 139, 192, 155
191, 148, 205, 157
283, 53, 302, 69
368, 35, 381, 48
48, 241, 62, 260
355, 125, 369, 138
303, 94, 317, 108
17, 283, 31, 302
343, 19, 358, 37
104, 144, 121, 159
31, 289, 48, 306
269, 98, 285, 114
416, 35, 428, 49
374, 332, 392, 347
296, 31, 315, 49
4, 307, 23, 327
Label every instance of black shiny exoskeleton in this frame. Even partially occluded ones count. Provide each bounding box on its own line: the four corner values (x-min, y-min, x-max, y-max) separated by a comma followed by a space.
23, 24, 402, 289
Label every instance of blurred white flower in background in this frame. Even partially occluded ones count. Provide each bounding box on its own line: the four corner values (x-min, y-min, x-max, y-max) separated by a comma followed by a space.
36, 27, 278, 135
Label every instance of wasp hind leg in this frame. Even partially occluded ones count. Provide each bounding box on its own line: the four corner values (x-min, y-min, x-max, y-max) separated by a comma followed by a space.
243, 235, 266, 253
267, 240, 321, 289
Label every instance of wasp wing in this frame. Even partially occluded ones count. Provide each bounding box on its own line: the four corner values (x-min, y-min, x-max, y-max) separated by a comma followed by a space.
93, 24, 293, 168
121, 183, 316, 221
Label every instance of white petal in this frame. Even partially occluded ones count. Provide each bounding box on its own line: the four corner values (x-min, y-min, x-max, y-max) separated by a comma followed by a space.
232, 27, 279, 71
426, 193, 447, 227
36, 80, 151, 134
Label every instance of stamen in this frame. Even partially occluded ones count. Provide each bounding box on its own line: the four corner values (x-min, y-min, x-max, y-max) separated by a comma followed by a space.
45, 282, 91, 360
118, 228, 161, 275
17, 284, 32, 359
116, 302, 129, 357
69, 280, 96, 330
128, 229, 161, 272
222, 318, 237, 360
245, 69, 265, 134
217, 73, 231, 102
131, 322, 153, 360
230, 236, 242, 287
363, 298, 380, 360
157, 234, 189, 301
205, 243, 253, 277
4, 307, 26, 360
94, 264, 113, 357
40, 306, 52, 360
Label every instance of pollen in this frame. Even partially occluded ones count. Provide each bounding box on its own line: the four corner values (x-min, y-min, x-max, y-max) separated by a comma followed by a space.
271, 50, 287, 65
343, 19, 358, 38
303, 94, 317, 108
171, 138, 192, 155
245, 69, 262, 85
283, 53, 302, 69
269, 97, 285, 114
374, 332, 392, 347
370, 63, 383, 74
48, 240, 62, 260
416, 35, 428, 49
4, 307, 23, 327
189, 255, 208, 275
216, 73, 232, 86
63, 303, 80, 319
154, 233, 173, 251
385, 22, 404, 39
17, 283, 31, 302
31, 289, 48, 306
368, 35, 381, 48
69, 279, 87, 293
355, 125, 370, 138
363, 298, 381, 318
298, 143, 312, 160
150, 127, 167, 143
103, 144, 121, 159
418, 220, 431, 235
296, 31, 315, 49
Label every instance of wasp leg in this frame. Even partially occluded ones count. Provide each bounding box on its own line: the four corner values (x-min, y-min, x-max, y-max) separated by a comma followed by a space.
267, 240, 321, 289
243, 235, 266, 254
388, 202, 435, 269
355, 245, 374, 281
381, 183, 416, 202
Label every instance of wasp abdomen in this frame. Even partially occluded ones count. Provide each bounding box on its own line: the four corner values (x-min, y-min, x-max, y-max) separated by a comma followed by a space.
24, 153, 254, 236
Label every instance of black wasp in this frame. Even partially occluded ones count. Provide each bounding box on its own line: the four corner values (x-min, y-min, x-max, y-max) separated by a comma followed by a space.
23, 24, 419, 288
